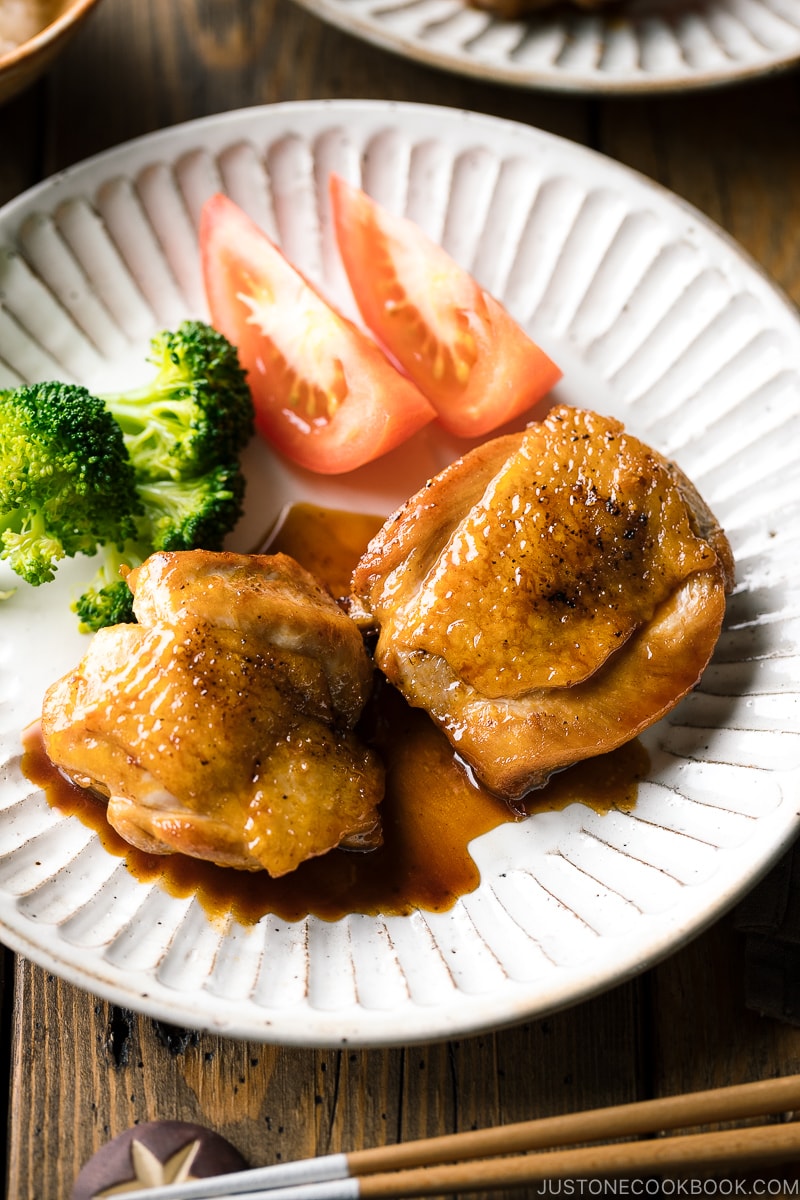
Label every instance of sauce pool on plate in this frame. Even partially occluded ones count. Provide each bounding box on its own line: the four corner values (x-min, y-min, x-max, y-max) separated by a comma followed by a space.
23, 502, 649, 925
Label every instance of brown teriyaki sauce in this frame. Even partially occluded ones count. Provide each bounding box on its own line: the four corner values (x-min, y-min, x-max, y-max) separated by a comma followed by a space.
23, 501, 649, 926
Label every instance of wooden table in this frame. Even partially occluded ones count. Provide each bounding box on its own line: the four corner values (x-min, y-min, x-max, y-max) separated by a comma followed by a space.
2, 3, 800, 1197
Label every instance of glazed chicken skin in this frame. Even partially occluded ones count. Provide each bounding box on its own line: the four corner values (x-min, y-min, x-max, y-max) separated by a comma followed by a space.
352, 405, 735, 801
42, 550, 384, 876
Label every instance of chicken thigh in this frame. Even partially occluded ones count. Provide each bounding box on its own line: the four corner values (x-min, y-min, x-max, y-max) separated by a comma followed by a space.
42, 550, 384, 875
352, 405, 735, 800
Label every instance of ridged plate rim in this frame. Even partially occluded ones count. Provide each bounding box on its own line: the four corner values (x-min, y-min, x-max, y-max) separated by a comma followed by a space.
292, 0, 800, 94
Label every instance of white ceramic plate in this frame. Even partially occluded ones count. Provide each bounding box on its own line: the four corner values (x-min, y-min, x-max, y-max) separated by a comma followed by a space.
0, 101, 798, 1047
294, 0, 800, 94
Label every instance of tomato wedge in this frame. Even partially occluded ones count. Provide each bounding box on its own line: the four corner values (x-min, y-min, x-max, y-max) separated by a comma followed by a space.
199, 193, 436, 474
330, 174, 562, 440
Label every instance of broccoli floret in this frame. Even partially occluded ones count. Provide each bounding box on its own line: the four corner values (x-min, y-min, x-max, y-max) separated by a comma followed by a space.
73, 547, 136, 632
73, 463, 246, 633
100, 320, 254, 481
11, 323, 256, 630
0, 382, 140, 586
137, 462, 246, 551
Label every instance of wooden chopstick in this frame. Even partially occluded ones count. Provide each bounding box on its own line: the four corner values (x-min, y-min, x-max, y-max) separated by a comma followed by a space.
112, 1073, 800, 1200
351, 1071, 800, 1175
354, 1122, 800, 1199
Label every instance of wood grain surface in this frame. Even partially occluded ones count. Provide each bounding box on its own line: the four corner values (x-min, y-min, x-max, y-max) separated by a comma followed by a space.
1, 2, 799, 1197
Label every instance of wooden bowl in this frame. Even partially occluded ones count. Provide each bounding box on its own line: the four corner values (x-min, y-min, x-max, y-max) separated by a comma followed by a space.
0, 0, 104, 106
